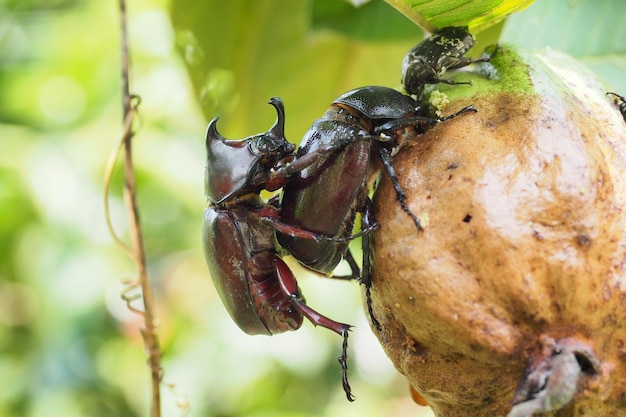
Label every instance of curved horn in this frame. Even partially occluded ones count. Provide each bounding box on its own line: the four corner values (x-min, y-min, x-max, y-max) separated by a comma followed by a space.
267, 97, 286, 140
205, 116, 229, 149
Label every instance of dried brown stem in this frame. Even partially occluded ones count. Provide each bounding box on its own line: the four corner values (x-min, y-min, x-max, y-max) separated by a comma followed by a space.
117, 0, 162, 416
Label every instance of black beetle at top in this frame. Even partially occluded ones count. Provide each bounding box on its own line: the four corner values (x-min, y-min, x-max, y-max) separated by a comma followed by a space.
402, 26, 490, 97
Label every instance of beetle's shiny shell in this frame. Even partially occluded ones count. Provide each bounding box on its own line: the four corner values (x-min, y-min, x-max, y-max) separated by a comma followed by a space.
278, 119, 371, 274
203, 205, 303, 335
334, 86, 417, 121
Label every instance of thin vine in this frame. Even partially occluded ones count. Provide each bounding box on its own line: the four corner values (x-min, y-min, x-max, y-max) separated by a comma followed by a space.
103, 0, 163, 415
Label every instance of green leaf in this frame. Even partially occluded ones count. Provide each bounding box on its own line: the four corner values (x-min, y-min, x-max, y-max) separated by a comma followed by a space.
500, 0, 626, 92
169, 0, 420, 142
312, 0, 420, 41
384, 0, 534, 33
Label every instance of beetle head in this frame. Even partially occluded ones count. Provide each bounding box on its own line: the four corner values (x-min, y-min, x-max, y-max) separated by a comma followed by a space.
401, 54, 431, 96
204, 97, 294, 203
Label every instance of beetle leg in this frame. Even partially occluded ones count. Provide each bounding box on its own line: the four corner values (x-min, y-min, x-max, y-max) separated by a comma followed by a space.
266, 144, 342, 191
274, 256, 355, 401
375, 104, 478, 135
430, 78, 472, 87
360, 197, 381, 331
374, 115, 439, 135
338, 328, 353, 402
377, 146, 423, 232
341, 249, 361, 279
446, 53, 493, 71
263, 216, 376, 244
374, 107, 476, 232
260, 198, 377, 245
438, 105, 477, 121
432, 48, 496, 86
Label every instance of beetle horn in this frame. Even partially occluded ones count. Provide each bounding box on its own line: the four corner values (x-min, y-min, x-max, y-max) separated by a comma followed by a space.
267, 97, 286, 139
205, 116, 230, 148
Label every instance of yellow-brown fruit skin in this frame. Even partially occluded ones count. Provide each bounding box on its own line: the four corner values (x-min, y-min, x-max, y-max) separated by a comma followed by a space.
370, 47, 626, 416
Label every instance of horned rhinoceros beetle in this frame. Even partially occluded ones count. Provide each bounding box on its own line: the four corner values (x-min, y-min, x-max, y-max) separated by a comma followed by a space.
202, 97, 356, 400
276, 86, 476, 328
402, 26, 490, 97
608, 92, 626, 121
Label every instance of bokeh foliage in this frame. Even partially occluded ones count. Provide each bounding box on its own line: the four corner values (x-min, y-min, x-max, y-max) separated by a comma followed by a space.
0, 0, 624, 416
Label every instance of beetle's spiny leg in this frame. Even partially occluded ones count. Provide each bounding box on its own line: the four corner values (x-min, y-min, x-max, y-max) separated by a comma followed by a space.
447, 52, 493, 71
288, 294, 354, 336
262, 217, 376, 244
374, 106, 476, 233
374, 115, 439, 134
433, 78, 472, 87
360, 198, 381, 331
438, 104, 477, 122
338, 328, 355, 402
276, 258, 354, 333
374, 105, 474, 134
314, 223, 378, 244
276, 262, 355, 400
365, 285, 380, 331
378, 147, 423, 232
285, 293, 355, 400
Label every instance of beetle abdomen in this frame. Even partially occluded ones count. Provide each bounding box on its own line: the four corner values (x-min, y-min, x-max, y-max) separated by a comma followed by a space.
203, 206, 303, 335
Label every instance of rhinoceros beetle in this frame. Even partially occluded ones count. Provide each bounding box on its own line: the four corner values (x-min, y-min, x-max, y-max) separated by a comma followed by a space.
608, 92, 626, 121
276, 86, 476, 329
202, 97, 357, 400
402, 26, 491, 97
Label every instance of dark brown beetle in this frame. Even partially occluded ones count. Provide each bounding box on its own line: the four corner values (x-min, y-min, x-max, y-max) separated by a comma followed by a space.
276, 86, 476, 329
202, 98, 356, 400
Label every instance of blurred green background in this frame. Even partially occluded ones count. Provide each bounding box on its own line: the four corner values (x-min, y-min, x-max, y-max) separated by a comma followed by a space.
0, 0, 623, 416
